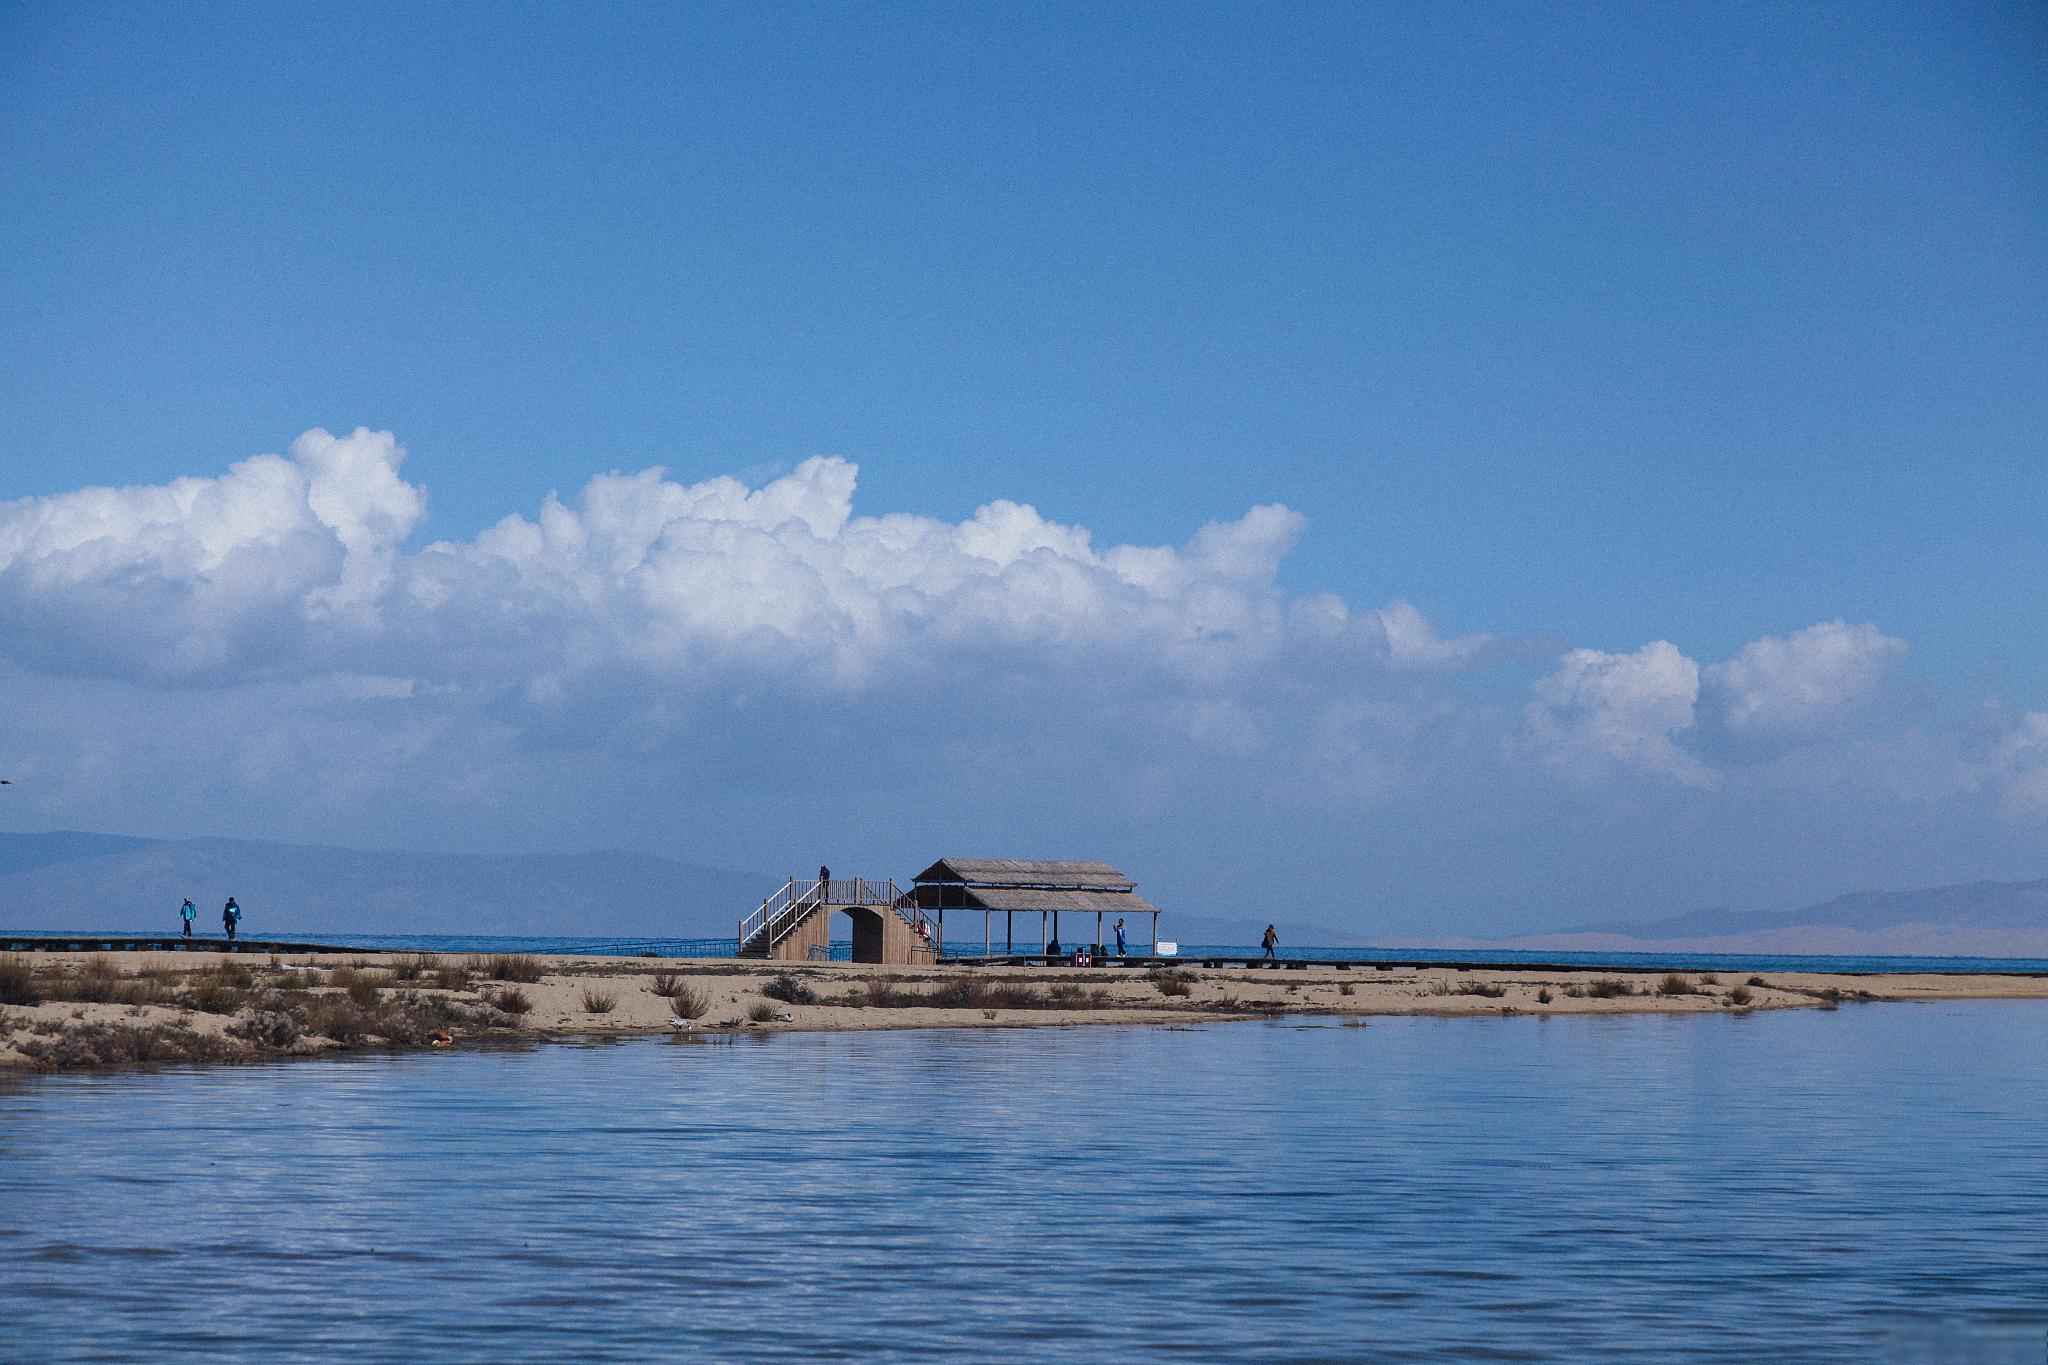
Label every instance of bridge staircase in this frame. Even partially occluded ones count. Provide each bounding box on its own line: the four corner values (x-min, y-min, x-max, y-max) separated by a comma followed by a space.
737, 877, 932, 962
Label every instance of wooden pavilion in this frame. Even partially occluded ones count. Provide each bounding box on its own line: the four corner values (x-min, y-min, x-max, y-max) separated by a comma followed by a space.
907, 858, 1162, 958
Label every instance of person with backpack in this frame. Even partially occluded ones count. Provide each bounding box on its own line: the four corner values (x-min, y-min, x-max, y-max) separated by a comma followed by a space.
178, 898, 196, 938
222, 897, 242, 941
1261, 924, 1279, 962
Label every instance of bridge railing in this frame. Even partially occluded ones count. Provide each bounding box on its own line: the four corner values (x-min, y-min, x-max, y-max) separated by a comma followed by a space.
740, 876, 904, 954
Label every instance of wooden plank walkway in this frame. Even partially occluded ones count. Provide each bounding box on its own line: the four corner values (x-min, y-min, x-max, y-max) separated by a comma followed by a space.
1, 934, 360, 955
939, 953, 2048, 978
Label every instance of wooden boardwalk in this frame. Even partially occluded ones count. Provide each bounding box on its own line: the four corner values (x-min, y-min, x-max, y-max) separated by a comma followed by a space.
939, 952, 2048, 978
2, 934, 360, 955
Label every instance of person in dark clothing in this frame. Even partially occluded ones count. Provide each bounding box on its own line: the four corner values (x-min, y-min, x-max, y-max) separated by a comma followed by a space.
1113, 917, 1127, 955
223, 897, 242, 941
1261, 924, 1278, 960
818, 865, 831, 899
179, 898, 196, 938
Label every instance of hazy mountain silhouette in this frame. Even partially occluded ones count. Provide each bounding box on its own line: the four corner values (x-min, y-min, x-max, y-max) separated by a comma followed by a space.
1504, 877, 2048, 956
0, 831, 779, 939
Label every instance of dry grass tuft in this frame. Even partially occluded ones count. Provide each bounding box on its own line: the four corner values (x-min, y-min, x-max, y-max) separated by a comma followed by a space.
762, 974, 818, 1006
68, 958, 123, 1003
580, 988, 617, 1014
1149, 968, 1193, 998
658, 981, 709, 1019
0, 955, 40, 1006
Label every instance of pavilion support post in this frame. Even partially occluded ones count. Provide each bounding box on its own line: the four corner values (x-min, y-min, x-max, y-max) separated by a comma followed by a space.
984, 912, 990, 956
1007, 911, 1013, 954
1041, 911, 1047, 955
1053, 910, 1060, 955
1151, 911, 1159, 956
1096, 909, 1103, 953
937, 907, 944, 958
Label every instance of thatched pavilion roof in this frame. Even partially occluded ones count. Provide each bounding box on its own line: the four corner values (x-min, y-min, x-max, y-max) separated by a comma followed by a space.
911, 858, 1134, 890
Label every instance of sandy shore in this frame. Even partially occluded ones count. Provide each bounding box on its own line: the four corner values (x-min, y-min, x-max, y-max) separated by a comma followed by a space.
3, 950, 2046, 1071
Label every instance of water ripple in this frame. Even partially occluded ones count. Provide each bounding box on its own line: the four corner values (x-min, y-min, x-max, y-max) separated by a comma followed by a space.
0, 1004, 2044, 1361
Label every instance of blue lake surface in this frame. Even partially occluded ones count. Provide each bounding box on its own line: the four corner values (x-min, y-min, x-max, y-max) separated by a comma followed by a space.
2, 1003, 2045, 1362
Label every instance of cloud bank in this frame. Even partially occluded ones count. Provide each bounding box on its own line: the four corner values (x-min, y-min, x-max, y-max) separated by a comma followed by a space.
1, 429, 2044, 924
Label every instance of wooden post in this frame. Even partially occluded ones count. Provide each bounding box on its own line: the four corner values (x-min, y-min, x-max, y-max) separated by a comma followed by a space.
1096, 909, 1103, 952
937, 906, 944, 959
1007, 911, 1012, 953
1040, 911, 1047, 955
1151, 911, 1159, 957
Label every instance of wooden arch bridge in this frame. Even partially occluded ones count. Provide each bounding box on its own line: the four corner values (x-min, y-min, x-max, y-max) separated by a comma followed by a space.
737, 858, 1161, 965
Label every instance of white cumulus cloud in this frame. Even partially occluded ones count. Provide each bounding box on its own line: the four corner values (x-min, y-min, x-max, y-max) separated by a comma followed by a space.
1525, 640, 1715, 786
1705, 620, 1909, 733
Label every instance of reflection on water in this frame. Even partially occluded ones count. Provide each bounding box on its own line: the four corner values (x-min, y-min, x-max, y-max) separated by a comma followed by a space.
1, 1004, 2044, 1362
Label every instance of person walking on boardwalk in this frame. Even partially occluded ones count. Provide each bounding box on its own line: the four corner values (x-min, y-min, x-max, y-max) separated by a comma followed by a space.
1113, 916, 1127, 956
1261, 924, 1278, 961
178, 898, 196, 938
222, 897, 242, 941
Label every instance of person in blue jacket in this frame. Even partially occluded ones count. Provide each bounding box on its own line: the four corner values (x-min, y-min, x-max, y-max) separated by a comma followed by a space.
179, 898, 196, 938
222, 897, 242, 941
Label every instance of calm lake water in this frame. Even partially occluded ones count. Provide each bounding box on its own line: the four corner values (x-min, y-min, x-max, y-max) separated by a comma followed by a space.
2, 1004, 2044, 1362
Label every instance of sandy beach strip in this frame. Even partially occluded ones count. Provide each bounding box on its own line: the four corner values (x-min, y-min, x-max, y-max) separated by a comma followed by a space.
3, 950, 2045, 1071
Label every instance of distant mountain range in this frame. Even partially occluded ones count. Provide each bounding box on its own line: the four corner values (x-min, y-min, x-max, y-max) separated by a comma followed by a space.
0, 829, 1352, 948
0, 831, 779, 940
4, 829, 2044, 957
1494, 877, 2048, 957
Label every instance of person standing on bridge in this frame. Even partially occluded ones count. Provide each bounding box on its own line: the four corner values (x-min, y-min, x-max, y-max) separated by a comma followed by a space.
179, 898, 196, 939
223, 897, 242, 941
1261, 924, 1278, 961
818, 865, 830, 898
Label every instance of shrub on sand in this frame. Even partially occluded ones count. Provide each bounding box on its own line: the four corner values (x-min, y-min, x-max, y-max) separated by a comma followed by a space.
1728, 985, 1753, 1007
1656, 974, 1693, 997
761, 973, 818, 1006
1586, 979, 1633, 999
67, 957, 124, 1003
659, 982, 709, 1020
747, 1002, 777, 1023
1149, 969, 1193, 998
489, 955, 545, 983
309, 999, 366, 1043
492, 987, 533, 1016
1536, 987, 1554, 1004
580, 988, 617, 1014
188, 976, 245, 1015
0, 955, 40, 1006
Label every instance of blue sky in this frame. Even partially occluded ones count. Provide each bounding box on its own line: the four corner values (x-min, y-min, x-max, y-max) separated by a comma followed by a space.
1, 2, 2044, 934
